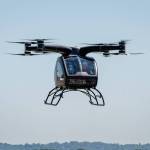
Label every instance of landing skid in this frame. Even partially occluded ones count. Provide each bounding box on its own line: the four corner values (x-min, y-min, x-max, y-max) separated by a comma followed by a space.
44, 87, 105, 106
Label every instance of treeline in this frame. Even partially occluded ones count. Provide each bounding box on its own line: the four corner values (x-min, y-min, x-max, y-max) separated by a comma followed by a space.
0, 141, 149, 150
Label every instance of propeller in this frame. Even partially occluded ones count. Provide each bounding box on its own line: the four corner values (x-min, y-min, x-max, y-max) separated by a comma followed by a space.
7, 53, 42, 56
100, 40, 130, 46
7, 38, 58, 56
7, 41, 36, 44
7, 39, 54, 46
103, 52, 144, 57
81, 43, 105, 46
81, 43, 118, 46
129, 52, 144, 55
23, 39, 55, 45
25, 38, 54, 41
24, 38, 55, 43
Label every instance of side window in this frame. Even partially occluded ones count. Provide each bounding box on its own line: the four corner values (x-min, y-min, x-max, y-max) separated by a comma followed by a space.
81, 58, 96, 75
56, 62, 64, 78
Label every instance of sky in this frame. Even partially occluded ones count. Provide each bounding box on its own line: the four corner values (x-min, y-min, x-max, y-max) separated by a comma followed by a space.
0, 0, 150, 145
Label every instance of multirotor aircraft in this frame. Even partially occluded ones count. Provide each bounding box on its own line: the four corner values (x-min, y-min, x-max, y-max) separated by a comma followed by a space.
8, 39, 142, 106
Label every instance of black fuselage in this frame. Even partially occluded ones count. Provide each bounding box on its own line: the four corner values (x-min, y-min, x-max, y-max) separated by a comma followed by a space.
54, 55, 98, 89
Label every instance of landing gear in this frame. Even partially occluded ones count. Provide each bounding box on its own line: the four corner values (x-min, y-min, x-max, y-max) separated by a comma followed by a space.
44, 87, 105, 106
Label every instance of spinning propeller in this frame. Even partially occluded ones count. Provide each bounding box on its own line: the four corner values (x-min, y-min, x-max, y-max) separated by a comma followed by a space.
7, 39, 54, 56
82, 43, 118, 46
6, 51, 42, 56
7, 41, 36, 44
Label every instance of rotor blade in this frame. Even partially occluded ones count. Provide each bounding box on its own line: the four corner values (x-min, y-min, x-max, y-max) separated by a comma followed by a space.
7, 41, 36, 44
81, 43, 119, 46
122, 39, 131, 42
7, 53, 42, 56
81, 43, 105, 46
129, 52, 144, 55
44, 41, 54, 43
103, 52, 144, 56
25, 38, 55, 41
7, 41, 26, 44
7, 53, 26, 56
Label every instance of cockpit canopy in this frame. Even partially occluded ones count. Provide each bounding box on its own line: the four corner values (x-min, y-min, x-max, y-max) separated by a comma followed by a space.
64, 56, 97, 76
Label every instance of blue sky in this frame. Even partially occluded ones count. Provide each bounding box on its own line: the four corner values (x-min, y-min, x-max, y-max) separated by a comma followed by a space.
0, 0, 150, 144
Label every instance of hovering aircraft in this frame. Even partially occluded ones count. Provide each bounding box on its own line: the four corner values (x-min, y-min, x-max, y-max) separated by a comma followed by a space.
8, 39, 143, 106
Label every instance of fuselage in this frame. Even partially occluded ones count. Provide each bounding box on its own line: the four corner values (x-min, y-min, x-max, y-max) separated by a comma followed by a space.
54, 55, 98, 89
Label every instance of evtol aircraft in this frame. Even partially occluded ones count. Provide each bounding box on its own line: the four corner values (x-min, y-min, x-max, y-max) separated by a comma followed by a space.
8, 39, 143, 106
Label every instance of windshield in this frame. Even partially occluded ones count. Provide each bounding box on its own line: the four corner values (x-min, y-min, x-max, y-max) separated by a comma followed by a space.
80, 58, 96, 75
65, 57, 81, 75
64, 56, 96, 76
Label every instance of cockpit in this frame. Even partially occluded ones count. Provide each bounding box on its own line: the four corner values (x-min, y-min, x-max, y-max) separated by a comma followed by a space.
64, 56, 97, 76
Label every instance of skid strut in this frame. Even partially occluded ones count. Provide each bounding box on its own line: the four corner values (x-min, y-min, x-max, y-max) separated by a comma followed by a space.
44, 87, 105, 106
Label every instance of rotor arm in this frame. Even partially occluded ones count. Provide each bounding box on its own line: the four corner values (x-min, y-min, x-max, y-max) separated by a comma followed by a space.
26, 45, 72, 55
43, 45, 72, 56
79, 41, 126, 57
